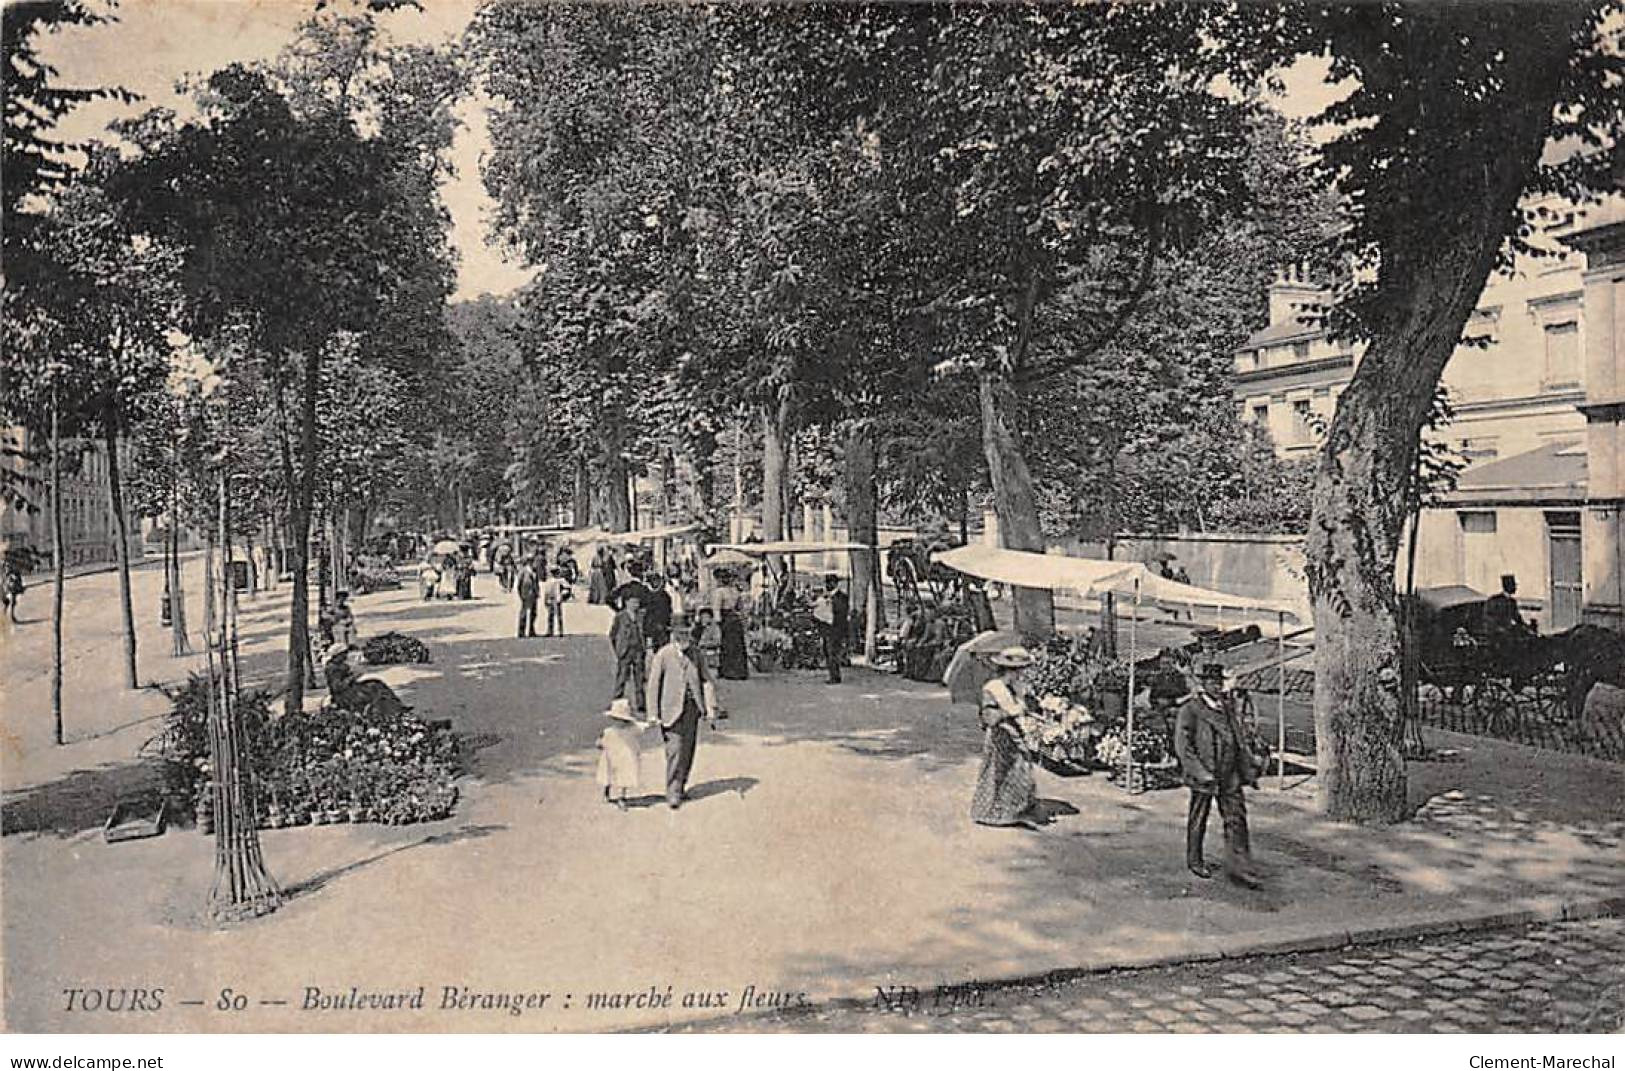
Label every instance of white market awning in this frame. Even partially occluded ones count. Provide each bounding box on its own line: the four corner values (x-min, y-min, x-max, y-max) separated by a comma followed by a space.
932, 544, 1301, 622
705, 540, 871, 556
553, 523, 702, 546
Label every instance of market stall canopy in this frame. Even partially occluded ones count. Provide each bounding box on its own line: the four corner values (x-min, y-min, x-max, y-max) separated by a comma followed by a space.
485, 524, 574, 536
703, 548, 759, 568
556, 523, 701, 546
705, 540, 871, 555
616, 522, 702, 543
932, 544, 1302, 622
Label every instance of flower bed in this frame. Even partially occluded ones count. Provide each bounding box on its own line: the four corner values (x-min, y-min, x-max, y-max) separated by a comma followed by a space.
362, 631, 431, 665
147, 672, 460, 828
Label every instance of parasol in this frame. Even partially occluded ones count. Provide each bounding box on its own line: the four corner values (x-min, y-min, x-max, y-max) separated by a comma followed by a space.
942, 629, 1025, 705
432, 539, 461, 556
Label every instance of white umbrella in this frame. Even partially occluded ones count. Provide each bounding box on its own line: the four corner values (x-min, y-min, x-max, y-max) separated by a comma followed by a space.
943, 629, 1024, 705
432, 539, 461, 556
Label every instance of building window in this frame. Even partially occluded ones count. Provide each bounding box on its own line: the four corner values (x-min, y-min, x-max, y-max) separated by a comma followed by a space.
1465, 307, 1501, 347
1251, 404, 1269, 426
1292, 398, 1312, 437
1458, 510, 1499, 594
1543, 321, 1580, 389
1292, 340, 1311, 361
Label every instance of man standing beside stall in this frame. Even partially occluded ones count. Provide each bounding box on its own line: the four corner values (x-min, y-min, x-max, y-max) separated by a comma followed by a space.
1174, 662, 1263, 889
814, 573, 850, 684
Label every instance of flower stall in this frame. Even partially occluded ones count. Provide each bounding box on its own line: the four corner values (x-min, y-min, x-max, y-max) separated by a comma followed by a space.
703, 539, 882, 667
933, 544, 1302, 790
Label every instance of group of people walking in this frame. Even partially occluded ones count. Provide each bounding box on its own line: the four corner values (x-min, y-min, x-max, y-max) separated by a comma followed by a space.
515, 553, 572, 639
419, 549, 474, 601
973, 651, 1266, 889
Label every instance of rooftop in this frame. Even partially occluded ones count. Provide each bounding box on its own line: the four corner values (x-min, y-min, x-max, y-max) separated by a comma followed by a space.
1236, 316, 1324, 352
1447, 439, 1587, 505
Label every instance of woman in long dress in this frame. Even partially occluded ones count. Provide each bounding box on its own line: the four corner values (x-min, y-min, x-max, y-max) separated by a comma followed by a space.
587, 548, 611, 605
971, 646, 1040, 829
713, 570, 750, 680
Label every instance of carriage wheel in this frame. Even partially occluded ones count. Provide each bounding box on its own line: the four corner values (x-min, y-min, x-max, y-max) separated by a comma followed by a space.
1471, 678, 1519, 737
891, 559, 920, 608
1525, 669, 1570, 725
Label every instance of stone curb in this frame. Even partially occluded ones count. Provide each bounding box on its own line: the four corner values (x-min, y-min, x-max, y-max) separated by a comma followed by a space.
669, 893, 1625, 1032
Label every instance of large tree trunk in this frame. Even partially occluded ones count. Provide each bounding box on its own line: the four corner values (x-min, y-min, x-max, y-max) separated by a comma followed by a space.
600, 427, 631, 533
732, 417, 746, 540
760, 401, 790, 587
760, 402, 788, 543
50, 389, 65, 746
844, 417, 885, 630
102, 408, 138, 688
978, 371, 1053, 637
285, 351, 320, 716
170, 478, 190, 656
658, 448, 675, 525
692, 426, 716, 522
572, 451, 592, 530
1304, 20, 1573, 821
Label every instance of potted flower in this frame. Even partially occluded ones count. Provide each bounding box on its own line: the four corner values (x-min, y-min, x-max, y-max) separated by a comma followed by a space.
748, 626, 791, 673
1021, 694, 1098, 776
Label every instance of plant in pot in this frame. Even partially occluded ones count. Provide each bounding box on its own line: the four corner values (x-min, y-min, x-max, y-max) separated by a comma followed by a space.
748, 626, 791, 672
345, 777, 367, 823
287, 764, 313, 825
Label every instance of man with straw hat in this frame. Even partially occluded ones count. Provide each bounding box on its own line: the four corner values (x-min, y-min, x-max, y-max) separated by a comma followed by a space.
1174, 662, 1263, 888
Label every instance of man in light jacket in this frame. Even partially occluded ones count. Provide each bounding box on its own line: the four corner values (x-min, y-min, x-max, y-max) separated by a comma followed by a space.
645, 614, 719, 810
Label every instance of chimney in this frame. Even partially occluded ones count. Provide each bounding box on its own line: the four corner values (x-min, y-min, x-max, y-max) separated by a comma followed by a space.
1267, 265, 1324, 330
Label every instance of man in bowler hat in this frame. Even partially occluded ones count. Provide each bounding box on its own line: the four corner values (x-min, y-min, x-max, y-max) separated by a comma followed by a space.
1174, 662, 1263, 888
645, 613, 720, 809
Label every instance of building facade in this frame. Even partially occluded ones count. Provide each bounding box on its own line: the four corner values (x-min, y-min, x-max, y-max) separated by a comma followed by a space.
0, 428, 144, 570
1231, 197, 1622, 632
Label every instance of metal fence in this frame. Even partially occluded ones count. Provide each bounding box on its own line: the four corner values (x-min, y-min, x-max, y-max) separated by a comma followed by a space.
1239, 663, 1624, 764
1416, 690, 1625, 763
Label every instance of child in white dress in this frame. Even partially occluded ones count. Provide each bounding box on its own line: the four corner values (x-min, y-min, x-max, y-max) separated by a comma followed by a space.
595, 698, 647, 810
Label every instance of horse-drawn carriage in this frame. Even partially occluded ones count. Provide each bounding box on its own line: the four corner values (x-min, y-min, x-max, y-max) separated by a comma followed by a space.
886, 537, 965, 607
1408, 585, 1623, 732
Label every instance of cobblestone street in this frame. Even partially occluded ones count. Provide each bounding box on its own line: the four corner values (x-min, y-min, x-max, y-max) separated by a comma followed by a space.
687, 919, 1625, 1033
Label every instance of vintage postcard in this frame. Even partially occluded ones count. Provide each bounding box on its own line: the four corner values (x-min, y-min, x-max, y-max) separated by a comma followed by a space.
2, 0, 1622, 1044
